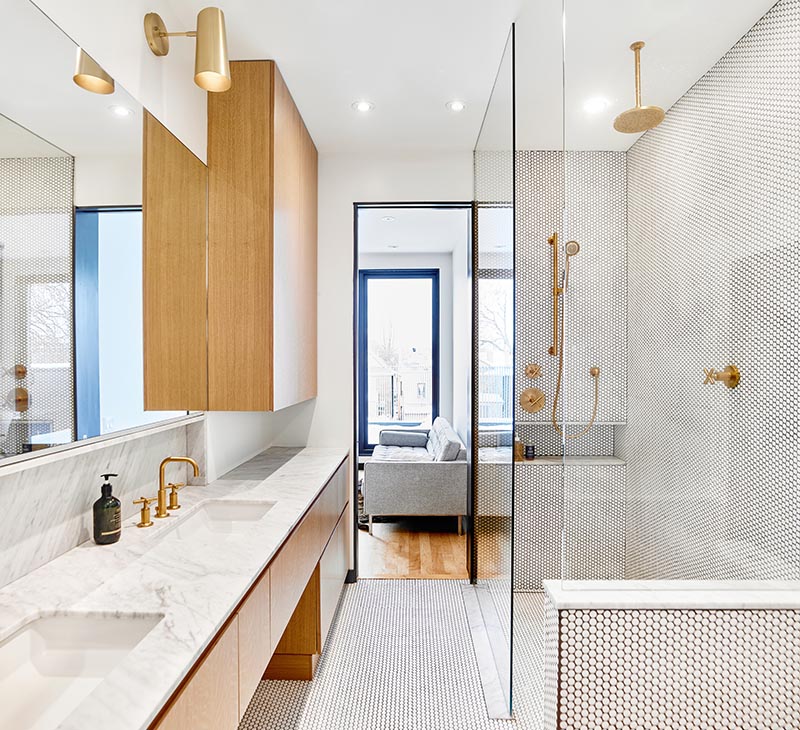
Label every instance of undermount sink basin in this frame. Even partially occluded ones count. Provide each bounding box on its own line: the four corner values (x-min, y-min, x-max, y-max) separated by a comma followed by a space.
165, 500, 275, 541
0, 612, 162, 730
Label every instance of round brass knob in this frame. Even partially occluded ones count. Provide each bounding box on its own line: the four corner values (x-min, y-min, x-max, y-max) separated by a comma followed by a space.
524, 363, 542, 379
519, 387, 546, 414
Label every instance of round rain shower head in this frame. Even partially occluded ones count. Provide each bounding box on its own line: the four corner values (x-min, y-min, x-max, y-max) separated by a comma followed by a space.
565, 240, 580, 256
614, 105, 665, 134
614, 41, 665, 134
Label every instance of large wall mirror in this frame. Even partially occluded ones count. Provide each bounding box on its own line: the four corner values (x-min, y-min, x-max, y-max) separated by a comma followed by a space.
0, 0, 200, 462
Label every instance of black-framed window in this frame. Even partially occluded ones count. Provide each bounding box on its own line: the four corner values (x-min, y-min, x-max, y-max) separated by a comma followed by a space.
357, 268, 440, 454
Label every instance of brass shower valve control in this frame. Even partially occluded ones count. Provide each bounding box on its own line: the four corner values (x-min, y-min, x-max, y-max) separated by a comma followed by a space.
520, 387, 546, 414
167, 483, 185, 511
133, 496, 156, 528
524, 363, 542, 379
703, 364, 740, 389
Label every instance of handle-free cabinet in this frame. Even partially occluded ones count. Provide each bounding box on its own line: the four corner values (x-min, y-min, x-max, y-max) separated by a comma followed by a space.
143, 60, 318, 411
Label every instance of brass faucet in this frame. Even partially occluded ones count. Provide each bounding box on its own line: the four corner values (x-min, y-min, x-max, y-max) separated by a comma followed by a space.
155, 456, 201, 518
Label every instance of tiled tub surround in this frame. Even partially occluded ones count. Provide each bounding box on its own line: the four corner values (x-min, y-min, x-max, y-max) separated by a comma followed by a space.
0, 415, 205, 589
543, 580, 800, 730
0, 446, 348, 730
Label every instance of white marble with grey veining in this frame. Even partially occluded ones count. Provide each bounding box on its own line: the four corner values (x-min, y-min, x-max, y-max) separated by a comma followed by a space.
544, 578, 800, 610
0, 446, 348, 730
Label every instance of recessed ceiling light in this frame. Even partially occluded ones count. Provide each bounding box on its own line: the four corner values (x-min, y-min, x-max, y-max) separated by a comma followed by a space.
446, 100, 466, 113
583, 97, 610, 114
381, 215, 396, 222
352, 100, 374, 113
109, 105, 134, 118
387, 243, 400, 249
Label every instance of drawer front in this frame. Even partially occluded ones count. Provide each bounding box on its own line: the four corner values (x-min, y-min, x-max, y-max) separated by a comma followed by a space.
237, 569, 270, 718
269, 456, 349, 652
154, 617, 239, 730
319, 506, 348, 647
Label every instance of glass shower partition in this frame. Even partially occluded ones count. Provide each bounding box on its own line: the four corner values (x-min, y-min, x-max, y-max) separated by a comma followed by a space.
472, 25, 515, 716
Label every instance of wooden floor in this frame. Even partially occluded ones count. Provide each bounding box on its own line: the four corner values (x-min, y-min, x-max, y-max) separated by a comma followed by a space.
358, 517, 468, 579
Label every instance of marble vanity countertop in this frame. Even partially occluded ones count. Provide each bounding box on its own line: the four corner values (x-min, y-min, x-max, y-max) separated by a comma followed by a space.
0, 446, 349, 730
544, 578, 800, 610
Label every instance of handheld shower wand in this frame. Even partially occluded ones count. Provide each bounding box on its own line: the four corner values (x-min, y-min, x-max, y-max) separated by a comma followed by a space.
548, 235, 601, 440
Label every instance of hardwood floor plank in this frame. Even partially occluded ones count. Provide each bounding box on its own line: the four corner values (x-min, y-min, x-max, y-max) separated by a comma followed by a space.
359, 517, 468, 580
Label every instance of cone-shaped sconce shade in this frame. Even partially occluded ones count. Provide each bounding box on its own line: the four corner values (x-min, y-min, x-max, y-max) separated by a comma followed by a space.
73, 48, 115, 95
194, 7, 231, 92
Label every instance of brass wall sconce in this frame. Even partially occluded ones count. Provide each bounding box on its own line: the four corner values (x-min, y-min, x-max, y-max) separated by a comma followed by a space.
144, 7, 231, 92
73, 48, 115, 95
703, 364, 740, 389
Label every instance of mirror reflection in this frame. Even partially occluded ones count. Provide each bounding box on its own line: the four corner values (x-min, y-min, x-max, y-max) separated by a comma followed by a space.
0, 0, 184, 460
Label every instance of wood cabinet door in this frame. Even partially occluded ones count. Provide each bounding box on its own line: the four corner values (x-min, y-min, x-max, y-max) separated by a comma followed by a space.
154, 617, 239, 730
237, 569, 271, 718
142, 111, 208, 410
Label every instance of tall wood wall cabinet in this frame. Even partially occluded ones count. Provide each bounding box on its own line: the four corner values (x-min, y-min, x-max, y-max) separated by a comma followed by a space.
208, 60, 318, 411
143, 61, 318, 411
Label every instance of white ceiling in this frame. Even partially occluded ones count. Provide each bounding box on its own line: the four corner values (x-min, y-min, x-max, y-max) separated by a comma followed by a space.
0, 115, 66, 158
358, 207, 471, 254
167, 0, 776, 154
0, 0, 142, 160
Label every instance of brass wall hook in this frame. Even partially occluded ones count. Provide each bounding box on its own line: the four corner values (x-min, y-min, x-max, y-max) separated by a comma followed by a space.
703, 364, 740, 389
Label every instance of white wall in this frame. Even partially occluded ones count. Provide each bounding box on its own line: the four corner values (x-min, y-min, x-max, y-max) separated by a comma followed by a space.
74, 156, 142, 207
33, 0, 207, 161
308, 151, 473, 448
358, 251, 454, 425
451, 237, 470, 442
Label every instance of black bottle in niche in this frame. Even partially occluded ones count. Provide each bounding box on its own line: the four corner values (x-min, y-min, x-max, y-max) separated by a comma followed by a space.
93, 473, 122, 545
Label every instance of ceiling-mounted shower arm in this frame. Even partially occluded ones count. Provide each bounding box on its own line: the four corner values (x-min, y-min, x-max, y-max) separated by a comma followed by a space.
548, 232, 562, 356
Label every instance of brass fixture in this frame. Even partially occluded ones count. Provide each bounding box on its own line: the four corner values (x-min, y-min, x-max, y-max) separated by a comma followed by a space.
167, 483, 185, 510
144, 8, 231, 92
156, 456, 201, 518
133, 496, 156, 527
703, 364, 740, 389
13, 387, 29, 412
614, 41, 665, 134
548, 233, 562, 356
13, 364, 27, 379
524, 363, 542, 379
520, 387, 546, 414
546, 233, 601, 439
73, 48, 115, 95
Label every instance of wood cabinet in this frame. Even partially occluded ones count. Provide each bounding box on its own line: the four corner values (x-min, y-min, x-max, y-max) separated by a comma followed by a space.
142, 111, 208, 411
154, 617, 239, 730
207, 60, 318, 411
143, 60, 317, 412
148, 457, 349, 728
237, 568, 271, 718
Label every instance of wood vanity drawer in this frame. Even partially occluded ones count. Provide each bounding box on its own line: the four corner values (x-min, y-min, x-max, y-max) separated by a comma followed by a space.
237, 568, 270, 718
269, 458, 348, 651
319, 507, 348, 647
154, 616, 239, 730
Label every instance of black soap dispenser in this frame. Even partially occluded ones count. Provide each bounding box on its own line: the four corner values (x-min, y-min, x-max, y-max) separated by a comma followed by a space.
93, 473, 122, 545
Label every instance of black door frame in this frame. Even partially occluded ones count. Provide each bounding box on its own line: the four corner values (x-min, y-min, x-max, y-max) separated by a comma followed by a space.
350, 201, 474, 582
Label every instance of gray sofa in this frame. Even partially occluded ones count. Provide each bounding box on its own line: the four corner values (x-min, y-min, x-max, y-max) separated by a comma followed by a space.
362, 417, 467, 535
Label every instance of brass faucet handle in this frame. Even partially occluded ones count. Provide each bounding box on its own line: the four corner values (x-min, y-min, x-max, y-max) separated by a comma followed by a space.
703, 364, 740, 389
167, 483, 185, 511
133, 496, 156, 528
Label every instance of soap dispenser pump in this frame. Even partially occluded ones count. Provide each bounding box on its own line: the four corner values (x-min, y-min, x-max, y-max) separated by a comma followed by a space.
93, 473, 122, 545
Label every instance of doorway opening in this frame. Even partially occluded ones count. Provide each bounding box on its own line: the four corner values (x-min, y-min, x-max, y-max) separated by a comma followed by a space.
353, 202, 472, 580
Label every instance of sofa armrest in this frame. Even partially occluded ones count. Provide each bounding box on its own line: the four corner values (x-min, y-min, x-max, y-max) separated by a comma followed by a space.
379, 429, 430, 447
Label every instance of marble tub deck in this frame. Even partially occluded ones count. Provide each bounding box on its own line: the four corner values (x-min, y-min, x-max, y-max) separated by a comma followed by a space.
0, 446, 349, 730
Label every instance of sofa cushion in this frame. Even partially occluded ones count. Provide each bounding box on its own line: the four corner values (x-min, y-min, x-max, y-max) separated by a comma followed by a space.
379, 430, 429, 448
427, 417, 463, 462
371, 444, 433, 462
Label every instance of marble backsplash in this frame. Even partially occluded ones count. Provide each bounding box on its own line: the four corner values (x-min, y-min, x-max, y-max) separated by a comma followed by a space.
0, 416, 205, 589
